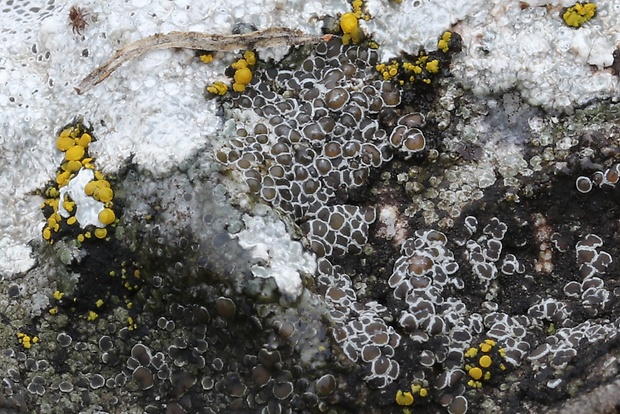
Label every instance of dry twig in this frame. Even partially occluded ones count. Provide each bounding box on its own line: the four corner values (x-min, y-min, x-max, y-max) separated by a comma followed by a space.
76, 28, 329, 94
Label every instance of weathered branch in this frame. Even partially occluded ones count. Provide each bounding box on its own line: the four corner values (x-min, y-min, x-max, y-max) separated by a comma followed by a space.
76, 28, 329, 94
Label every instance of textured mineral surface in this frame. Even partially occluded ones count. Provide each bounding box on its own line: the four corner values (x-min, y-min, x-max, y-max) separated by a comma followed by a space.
2, 0, 620, 413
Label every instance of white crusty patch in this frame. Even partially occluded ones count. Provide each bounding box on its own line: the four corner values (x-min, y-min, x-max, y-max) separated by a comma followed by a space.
236, 212, 316, 300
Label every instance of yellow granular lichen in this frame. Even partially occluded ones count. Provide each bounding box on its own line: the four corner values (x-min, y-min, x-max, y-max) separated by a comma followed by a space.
425, 59, 440, 74
464, 338, 508, 388
231, 58, 249, 70
199, 52, 214, 63
206, 81, 228, 96
243, 50, 256, 66
438, 31, 452, 52
17, 332, 39, 349
562, 2, 596, 27
465, 347, 478, 358
340, 12, 362, 45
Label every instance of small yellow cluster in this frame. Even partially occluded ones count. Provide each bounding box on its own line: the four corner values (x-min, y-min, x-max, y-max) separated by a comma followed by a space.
49, 290, 64, 315
351, 0, 366, 18
340, 12, 363, 45
84, 175, 114, 203
562, 2, 596, 27
206, 81, 228, 96
41, 124, 116, 243
127, 316, 137, 330
48, 260, 141, 323
376, 60, 401, 81
395, 383, 429, 407
464, 338, 507, 388
16, 332, 39, 349
437, 31, 452, 53
206, 50, 256, 95
340, 0, 368, 44
373, 31, 460, 86
376, 55, 440, 85
197, 51, 215, 64
231, 51, 256, 92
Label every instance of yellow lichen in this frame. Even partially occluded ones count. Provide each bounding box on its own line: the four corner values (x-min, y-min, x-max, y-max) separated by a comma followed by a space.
438, 31, 452, 52
479, 354, 492, 368
56, 170, 72, 186
340, 12, 362, 45
465, 338, 507, 388
425, 59, 439, 74
234, 67, 253, 85
465, 347, 478, 358
231, 59, 248, 70
468, 379, 482, 388
62, 199, 75, 212
98, 208, 116, 225
243, 50, 256, 66
95, 186, 114, 203
206, 81, 228, 96
563, 2, 596, 27
232, 82, 247, 92
199, 52, 214, 63
480, 340, 495, 353
58, 127, 72, 140
63, 160, 83, 172
56, 135, 75, 151
469, 366, 483, 380
94, 228, 108, 239
84, 180, 98, 196
395, 390, 414, 406
17, 332, 38, 349
76, 133, 91, 148
65, 145, 85, 161
46, 187, 59, 198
